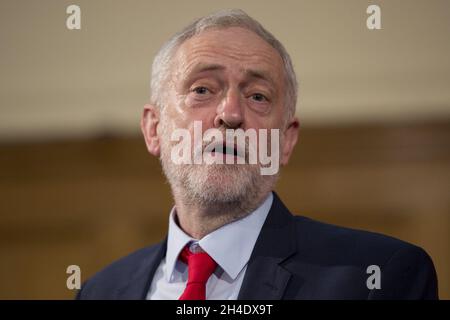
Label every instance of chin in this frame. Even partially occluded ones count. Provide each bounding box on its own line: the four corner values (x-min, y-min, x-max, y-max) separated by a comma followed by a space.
198, 169, 263, 205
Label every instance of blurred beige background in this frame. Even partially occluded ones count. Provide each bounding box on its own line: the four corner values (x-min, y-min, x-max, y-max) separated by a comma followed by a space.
0, 0, 449, 299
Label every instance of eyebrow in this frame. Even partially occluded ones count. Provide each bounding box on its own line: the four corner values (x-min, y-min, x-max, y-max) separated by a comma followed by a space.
243, 69, 276, 87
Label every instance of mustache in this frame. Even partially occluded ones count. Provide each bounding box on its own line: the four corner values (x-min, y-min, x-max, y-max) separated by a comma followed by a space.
201, 140, 246, 156
196, 127, 260, 157
163, 124, 276, 163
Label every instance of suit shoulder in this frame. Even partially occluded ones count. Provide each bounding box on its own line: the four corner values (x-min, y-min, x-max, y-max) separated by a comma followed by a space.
77, 241, 164, 299
285, 214, 438, 299
291, 215, 429, 265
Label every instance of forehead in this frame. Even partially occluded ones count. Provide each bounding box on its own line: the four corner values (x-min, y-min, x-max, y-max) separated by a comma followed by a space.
172, 27, 285, 83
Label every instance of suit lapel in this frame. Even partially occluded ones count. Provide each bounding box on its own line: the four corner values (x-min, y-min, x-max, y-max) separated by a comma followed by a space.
116, 238, 167, 299
238, 193, 297, 300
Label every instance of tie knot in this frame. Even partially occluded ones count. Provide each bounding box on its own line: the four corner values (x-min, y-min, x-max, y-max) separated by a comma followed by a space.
179, 245, 217, 284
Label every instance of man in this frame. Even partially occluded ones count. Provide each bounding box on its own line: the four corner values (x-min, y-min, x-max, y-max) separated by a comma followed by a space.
77, 9, 438, 300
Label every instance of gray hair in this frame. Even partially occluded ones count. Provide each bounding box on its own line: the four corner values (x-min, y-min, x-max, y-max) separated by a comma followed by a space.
150, 9, 298, 121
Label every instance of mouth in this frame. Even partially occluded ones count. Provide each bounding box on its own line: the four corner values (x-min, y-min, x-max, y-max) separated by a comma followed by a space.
210, 142, 243, 158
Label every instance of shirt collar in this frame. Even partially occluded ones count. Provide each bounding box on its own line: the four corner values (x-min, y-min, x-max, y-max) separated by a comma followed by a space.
164, 192, 273, 282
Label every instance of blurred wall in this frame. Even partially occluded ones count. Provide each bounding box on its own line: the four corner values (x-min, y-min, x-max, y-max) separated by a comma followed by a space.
1, 0, 449, 140
0, 0, 449, 299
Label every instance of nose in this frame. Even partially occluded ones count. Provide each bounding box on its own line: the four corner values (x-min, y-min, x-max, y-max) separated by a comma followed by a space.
214, 89, 244, 129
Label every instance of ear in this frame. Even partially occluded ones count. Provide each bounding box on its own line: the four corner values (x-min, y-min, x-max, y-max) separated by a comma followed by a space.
141, 104, 161, 157
280, 117, 299, 166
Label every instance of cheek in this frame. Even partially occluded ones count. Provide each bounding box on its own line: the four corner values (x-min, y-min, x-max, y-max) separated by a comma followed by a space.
161, 109, 217, 150
184, 94, 216, 109
272, 102, 288, 126
245, 116, 278, 133
246, 101, 286, 130
168, 96, 217, 128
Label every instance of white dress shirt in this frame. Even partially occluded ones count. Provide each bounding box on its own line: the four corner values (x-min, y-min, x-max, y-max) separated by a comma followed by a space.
146, 192, 273, 300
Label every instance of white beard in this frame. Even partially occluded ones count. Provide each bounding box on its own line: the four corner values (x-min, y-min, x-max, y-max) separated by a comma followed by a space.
158, 117, 279, 212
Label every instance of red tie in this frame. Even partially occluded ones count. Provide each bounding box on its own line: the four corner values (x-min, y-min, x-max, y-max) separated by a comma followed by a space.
178, 245, 217, 300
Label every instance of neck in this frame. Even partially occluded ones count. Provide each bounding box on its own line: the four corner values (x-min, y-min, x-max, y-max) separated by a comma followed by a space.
172, 189, 270, 239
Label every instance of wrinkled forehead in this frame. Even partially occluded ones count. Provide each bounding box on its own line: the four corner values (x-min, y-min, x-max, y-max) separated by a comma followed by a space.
170, 27, 285, 85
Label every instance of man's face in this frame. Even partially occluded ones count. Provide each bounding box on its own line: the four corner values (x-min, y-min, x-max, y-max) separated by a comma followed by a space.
166, 26, 287, 136
148, 27, 298, 207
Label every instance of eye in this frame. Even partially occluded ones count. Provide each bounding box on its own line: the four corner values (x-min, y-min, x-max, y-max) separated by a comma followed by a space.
250, 93, 268, 102
192, 86, 210, 95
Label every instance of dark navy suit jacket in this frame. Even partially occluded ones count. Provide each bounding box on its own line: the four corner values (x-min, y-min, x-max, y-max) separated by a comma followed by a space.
77, 193, 438, 299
